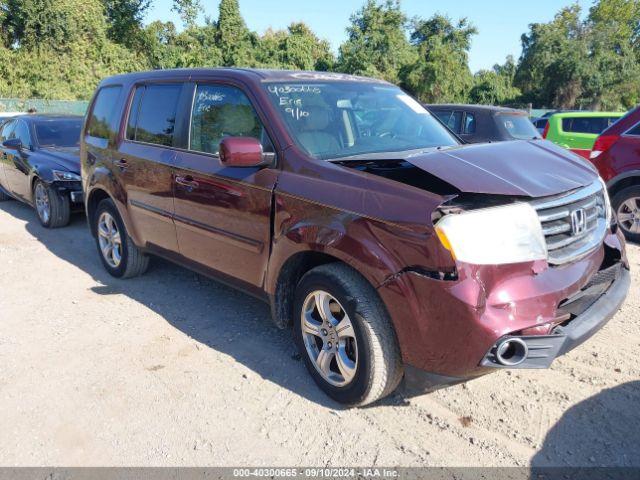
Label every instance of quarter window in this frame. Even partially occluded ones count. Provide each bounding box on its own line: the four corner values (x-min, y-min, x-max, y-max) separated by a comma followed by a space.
463, 113, 476, 134
87, 86, 122, 140
128, 84, 181, 147
190, 84, 272, 155
626, 122, 640, 136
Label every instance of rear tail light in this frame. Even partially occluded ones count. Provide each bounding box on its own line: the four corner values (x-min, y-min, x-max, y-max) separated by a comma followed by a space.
590, 134, 619, 159
542, 122, 549, 139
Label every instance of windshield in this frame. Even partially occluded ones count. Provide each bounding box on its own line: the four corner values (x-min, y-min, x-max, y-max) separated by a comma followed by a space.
34, 119, 82, 147
264, 82, 458, 160
495, 113, 540, 140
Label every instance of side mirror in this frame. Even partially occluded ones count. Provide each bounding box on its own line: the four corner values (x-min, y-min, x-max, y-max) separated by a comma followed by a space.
2, 138, 22, 150
219, 137, 269, 168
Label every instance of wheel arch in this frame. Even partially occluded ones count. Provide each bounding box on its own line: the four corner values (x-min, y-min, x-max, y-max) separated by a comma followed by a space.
85, 187, 115, 237
607, 170, 640, 198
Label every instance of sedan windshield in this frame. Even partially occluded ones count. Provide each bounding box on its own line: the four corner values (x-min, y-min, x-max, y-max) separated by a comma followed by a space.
264, 81, 458, 160
34, 119, 82, 147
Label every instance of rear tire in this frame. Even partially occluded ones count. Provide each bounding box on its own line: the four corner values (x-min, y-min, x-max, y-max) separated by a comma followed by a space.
293, 263, 403, 407
33, 179, 70, 228
612, 185, 640, 244
94, 198, 149, 278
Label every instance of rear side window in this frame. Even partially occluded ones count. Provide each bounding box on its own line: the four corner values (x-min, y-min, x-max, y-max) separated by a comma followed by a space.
189, 84, 272, 155
127, 84, 181, 147
87, 86, 122, 140
562, 117, 618, 134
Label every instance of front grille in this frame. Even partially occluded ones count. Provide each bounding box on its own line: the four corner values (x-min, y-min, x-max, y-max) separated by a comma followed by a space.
531, 182, 607, 265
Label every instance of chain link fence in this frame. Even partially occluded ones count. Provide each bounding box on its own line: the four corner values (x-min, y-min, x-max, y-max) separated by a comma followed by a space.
0, 98, 89, 116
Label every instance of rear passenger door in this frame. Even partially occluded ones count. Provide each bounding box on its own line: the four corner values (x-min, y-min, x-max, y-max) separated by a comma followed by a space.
118, 83, 183, 253
172, 82, 278, 288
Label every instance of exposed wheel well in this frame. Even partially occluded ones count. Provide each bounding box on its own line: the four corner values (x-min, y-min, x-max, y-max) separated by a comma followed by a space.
86, 188, 111, 236
609, 175, 640, 198
270, 251, 348, 329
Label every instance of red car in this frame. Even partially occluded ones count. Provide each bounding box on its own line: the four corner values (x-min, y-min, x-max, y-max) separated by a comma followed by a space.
590, 105, 640, 243
80, 69, 629, 406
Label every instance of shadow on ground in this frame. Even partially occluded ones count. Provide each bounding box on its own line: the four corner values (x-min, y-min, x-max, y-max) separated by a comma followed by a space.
532, 381, 640, 467
1, 200, 355, 408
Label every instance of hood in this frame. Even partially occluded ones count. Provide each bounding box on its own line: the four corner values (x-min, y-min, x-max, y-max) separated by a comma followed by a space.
405, 140, 598, 198
38, 146, 81, 173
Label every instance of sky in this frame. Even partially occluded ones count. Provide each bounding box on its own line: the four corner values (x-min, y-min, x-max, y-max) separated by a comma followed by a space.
146, 0, 591, 73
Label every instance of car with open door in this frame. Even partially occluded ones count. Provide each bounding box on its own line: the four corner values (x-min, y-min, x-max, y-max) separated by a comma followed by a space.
0, 114, 83, 228
81, 69, 629, 407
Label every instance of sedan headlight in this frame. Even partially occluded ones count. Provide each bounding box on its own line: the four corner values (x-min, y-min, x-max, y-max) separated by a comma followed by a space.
52, 170, 81, 182
435, 203, 547, 265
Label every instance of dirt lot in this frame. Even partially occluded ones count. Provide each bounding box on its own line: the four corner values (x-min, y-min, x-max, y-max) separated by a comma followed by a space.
0, 200, 638, 467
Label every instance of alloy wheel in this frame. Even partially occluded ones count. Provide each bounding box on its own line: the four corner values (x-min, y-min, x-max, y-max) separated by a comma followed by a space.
35, 183, 51, 224
97, 211, 123, 268
616, 197, 640, 235
301, 290, 358, 387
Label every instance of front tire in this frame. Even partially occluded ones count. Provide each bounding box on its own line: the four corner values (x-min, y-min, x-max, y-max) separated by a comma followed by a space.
293, 263, 403, 407
94, 198, 149, 278
34, 180, 70, 228
612, 185, 640, 243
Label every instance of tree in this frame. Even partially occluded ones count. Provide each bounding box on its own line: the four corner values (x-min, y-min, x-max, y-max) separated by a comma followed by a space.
216, 0, 255, 66
401, 14, 477, 103
336, 0, 415, 83
257, 22, 334, 71
469, 56, 521, 105
515, 1, 640, 109
172, 0, 201, 28
102, 0, 151, 48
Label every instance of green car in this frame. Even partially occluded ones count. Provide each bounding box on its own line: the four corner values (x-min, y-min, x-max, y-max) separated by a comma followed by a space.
542, 111, 625, 158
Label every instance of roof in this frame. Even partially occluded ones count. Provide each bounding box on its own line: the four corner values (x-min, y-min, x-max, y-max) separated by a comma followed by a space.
548, 111, 626, 119
425, 104, 528, 114
102, 67, 391, 85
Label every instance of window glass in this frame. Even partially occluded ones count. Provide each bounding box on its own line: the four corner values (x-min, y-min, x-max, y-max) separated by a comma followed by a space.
495, 113, 540, 140
562, 117, 619, 134
627, 122, 640, 136
34, 118, 82, 147
12, 120, 31, 146
0, 120, 15, 142
190, 84, 271, 155
264, 82, 457, 160
131, 84, 181, 146
126, 87, 145, 140
87, 86, 122, 140
433, 110, 453, 124
433, 110, 462, 133
463, 113, 476, 134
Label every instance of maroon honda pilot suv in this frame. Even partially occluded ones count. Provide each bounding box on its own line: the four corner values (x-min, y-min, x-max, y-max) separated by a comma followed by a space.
80, 69, 630, 406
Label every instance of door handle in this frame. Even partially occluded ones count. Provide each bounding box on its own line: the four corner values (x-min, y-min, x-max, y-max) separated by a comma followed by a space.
175, 175, 199, 190
114, 158, 129, 172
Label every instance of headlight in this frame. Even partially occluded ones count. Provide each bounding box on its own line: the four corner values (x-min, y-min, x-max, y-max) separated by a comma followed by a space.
597, 176, 612, 226
435, 203, 547, 265
52, 170, 81, 182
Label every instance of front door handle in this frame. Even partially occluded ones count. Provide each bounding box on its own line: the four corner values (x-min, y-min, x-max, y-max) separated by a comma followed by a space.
175, 175, 199, 191
114, 158, 129, 172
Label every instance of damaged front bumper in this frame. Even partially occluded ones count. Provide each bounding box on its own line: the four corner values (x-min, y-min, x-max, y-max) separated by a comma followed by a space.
480, 263, 630, 369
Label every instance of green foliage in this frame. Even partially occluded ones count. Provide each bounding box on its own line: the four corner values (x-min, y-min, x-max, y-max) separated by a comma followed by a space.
1, 0, 638, 109
469, 56, 521, 105
336, 0, 416, 83
401, 15, 477, 103
515, 1, 640, 109
216, 0, 255, 66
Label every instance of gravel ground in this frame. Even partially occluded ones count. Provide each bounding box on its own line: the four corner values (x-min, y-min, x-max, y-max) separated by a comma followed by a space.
0, 200, 638, 467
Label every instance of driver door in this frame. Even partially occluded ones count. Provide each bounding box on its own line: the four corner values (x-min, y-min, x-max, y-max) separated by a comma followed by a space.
4, 119, 33, 201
